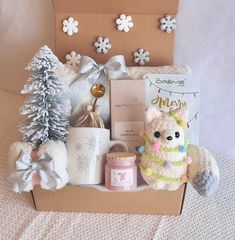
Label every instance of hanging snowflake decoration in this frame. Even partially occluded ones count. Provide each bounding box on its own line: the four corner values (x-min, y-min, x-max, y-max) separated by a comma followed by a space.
116, 14, 134, 32
94, 37, 112, 54
62, 17, 79, 36
160, 15, 176, 33
133, 48, 150, 65
65, 51, 81, 67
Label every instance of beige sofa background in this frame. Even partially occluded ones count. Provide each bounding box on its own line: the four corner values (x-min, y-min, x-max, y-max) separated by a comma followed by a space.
0, 0, 54, 93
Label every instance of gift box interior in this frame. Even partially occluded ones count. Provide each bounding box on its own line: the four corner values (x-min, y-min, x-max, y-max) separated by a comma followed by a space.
31, 0, 187, 215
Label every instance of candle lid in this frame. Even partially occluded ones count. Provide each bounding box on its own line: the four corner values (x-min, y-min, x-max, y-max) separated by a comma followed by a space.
106, 152, 136, 161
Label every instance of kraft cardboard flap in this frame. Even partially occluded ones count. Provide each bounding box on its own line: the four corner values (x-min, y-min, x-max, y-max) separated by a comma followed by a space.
53, 0, 179, 15
53, 0, 179, 68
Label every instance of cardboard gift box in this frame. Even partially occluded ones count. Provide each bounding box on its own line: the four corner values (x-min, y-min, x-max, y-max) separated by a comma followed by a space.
32, 185, 186, 215
110, 73, 199, 153
31, 0, 186, 215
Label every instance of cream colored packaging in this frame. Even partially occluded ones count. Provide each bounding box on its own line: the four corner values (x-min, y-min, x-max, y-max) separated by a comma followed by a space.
110, 79, 145, 153
110, 66, 199, 153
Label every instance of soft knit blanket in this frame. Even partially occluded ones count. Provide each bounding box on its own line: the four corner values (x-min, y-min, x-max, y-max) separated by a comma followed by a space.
0, 89, 234, 240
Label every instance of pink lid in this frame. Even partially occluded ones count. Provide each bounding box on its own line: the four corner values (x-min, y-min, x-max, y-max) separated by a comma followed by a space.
106, 152, 136, 166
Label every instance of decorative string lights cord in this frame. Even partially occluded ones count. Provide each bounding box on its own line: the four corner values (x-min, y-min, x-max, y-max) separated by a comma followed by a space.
187, 112, 199, 128
139, 164, 187, 183
148, 80, 199, 97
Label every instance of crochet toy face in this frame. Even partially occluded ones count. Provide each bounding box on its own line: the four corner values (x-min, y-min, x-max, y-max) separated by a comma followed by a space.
140, 106, 190, 191
145, 107, 188, 150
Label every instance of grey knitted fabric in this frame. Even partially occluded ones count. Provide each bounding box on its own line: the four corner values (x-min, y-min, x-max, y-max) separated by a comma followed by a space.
192, 170, 219, 197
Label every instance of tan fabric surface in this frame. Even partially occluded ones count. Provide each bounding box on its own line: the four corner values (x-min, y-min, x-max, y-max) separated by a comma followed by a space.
0, 89, 234, 240
0, 0, 54, 93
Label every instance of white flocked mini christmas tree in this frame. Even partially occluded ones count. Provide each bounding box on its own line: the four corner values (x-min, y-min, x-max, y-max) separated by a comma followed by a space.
21, 45, 71, 149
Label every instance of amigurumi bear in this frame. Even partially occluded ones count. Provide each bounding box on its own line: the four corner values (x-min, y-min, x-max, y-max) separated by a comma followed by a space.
139, 106, 219, 197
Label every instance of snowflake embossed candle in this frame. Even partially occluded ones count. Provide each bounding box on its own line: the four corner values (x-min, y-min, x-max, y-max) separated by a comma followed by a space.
105, 152, 137, 191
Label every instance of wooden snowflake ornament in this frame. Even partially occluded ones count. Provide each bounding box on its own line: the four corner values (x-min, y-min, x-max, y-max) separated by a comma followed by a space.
116, 14, 134, 32
62, 17, 79, 36
133, 48, 150, 65
65, 51, 81, 67
94, 37, 112, 54
160, 15, 176, 33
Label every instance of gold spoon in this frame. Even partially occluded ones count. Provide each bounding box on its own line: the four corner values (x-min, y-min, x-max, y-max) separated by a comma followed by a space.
74, 84, 106, 128
90, 84, 106, 112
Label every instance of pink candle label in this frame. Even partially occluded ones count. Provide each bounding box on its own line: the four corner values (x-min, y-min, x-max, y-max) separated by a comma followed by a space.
111, 169, 133, 187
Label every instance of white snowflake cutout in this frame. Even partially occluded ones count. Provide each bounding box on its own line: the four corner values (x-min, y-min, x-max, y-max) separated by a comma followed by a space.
76, 153, 90, 172
116, 14, 134, 32
133, 48, 150, 65
65, 51, 81, 67
160, 15, 176, 33
94, 37, 112, 54
86, 135, 96, 151
62, 17, 79, 36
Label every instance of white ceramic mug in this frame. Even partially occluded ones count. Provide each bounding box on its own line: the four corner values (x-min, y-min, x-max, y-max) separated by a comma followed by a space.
66, 127, 129, 185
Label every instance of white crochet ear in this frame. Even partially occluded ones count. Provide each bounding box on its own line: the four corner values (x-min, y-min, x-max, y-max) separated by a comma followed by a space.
174, 107, 189, 122
145, 105, 162, 124
8, 142, 32, 172
38, 140, 69, 189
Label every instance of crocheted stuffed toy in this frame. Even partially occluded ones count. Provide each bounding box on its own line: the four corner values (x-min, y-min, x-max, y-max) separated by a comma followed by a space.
8, 141, 69, 193
138, 106, 219, 197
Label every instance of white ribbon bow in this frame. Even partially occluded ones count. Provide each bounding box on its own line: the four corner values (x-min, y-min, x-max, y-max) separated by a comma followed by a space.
77, 55, 128, 84
8, 151, 60, 193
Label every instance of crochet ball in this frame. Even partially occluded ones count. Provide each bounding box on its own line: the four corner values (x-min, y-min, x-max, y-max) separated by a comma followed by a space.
151, 142, 160, 152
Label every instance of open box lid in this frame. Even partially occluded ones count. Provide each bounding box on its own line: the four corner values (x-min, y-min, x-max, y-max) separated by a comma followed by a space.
52, 0, 179, 66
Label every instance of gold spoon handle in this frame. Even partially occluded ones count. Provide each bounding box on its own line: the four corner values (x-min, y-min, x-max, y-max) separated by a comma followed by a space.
92, 98, 98, 112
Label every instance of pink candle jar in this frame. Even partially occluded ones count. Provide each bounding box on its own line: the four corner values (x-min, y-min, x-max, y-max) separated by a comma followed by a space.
105, 152, 137, 191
